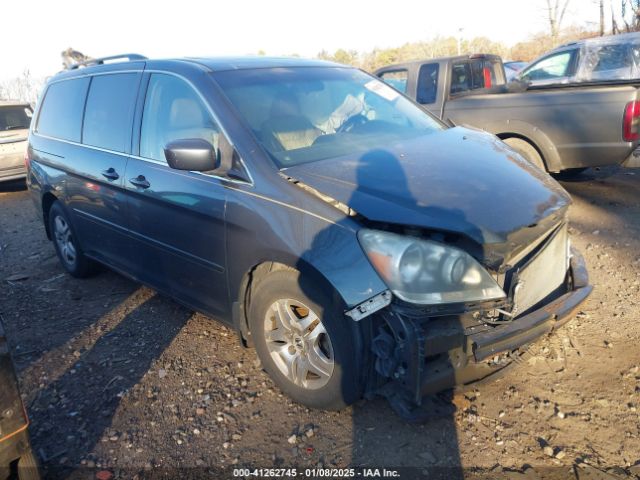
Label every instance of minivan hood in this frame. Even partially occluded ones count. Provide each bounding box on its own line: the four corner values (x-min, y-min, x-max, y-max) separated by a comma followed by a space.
284, 127, 571, 268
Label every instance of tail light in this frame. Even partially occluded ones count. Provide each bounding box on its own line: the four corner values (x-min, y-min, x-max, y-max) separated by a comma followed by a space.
24, 147, 30, 170
483, 67, 492, 88
623, 100, 640, 141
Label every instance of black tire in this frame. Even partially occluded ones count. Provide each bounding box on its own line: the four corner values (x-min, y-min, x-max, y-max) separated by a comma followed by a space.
554, 167, 588, 179
248, 269, 363, 410
503, 137, 547, 171
48, 201, 96, 278
17, 450, 40, 480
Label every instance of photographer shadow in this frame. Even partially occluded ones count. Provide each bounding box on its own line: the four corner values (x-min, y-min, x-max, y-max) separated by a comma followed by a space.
296, 149, 468, 478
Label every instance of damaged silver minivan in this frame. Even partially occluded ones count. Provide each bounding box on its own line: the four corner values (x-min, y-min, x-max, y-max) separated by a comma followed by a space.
27, 56, 591, 417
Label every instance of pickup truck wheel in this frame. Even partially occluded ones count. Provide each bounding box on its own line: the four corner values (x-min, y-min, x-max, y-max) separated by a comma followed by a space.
554, 167, 588, 179
49, 202, 96, 278
248, 269, 362, 410
503, 138, 546, 172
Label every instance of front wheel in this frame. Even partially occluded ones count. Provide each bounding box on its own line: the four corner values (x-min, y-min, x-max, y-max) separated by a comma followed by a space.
248, 269, 363, 410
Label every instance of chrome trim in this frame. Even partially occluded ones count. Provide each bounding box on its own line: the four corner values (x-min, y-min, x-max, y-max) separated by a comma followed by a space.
47, 69, 143, 84
32, 132, 252, 186
34, 133, 127, 156
31, 132, 344, 227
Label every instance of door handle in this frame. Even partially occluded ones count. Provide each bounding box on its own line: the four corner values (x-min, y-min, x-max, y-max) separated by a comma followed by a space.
101, 168, 119, 180
129, 175, 150, 189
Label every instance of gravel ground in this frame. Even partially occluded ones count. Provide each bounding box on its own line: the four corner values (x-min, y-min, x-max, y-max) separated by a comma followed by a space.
0, 167, 639, 480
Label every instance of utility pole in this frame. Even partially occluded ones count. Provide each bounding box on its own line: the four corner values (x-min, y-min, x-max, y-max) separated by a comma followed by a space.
457, 28, 463, 55
600, 0, 605, 35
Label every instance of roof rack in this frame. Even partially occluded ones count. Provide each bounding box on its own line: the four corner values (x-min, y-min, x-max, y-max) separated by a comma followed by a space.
69, 53, 147, 70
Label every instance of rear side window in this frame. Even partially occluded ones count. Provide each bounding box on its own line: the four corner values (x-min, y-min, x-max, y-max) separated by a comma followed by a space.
450, 62, 474, 94
578, 43, 638, 81
450, 59, 506, 95
0, 106, 32, 131
37, 77, 89, 142
484, 58, 506, 86
416, 63, 439, 104
83, 74, 139, 152
140, 74, 220, 163
592, 44, 631, 71
521, 50, 578, 82
379, 70, 408, 93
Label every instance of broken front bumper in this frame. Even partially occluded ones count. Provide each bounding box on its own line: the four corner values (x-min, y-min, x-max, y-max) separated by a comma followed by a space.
371, 248, 592, 406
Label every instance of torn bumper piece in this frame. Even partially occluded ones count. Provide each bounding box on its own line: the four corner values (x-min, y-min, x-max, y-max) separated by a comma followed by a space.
373, 249, 592, 406
472, 251, 591, 362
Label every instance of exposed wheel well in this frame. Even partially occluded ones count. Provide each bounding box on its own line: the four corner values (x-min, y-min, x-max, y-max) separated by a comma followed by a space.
41, 192, 58, 240
497, 133, 548, 170
235, 260, 342, 348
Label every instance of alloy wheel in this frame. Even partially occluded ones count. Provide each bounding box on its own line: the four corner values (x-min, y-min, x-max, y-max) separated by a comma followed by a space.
53, 215, 77, 266
263, 298, 334, 390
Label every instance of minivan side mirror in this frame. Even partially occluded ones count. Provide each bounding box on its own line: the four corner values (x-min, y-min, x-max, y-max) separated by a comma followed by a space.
164, 138, 219, 171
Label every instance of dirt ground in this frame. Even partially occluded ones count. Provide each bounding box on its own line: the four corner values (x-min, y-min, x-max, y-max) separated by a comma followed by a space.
0, 167, 639, 480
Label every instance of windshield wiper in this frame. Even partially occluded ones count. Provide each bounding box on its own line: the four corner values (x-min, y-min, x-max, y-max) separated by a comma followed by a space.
4, 125, 28, 131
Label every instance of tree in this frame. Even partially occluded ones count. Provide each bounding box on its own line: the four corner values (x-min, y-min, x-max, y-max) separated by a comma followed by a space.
620, 0, 640, 31
545, 0, 571, 46
0, 70, 43, 104
612, 0, 620, 33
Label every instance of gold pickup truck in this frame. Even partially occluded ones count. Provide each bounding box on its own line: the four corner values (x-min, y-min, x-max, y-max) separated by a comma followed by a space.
0, 101, 32, 183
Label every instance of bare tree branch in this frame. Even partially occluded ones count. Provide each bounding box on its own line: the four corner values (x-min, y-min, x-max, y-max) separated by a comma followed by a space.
545, 0, 571, 46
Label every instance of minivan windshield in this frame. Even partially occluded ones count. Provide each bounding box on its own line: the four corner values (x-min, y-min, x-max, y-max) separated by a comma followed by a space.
213, 67, 444, 167
0, 105, 32, 131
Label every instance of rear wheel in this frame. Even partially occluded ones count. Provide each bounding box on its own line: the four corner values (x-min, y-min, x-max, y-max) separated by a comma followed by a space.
248, 269, 362, 410
48, 202, 96, 278
503, 137, 546, 171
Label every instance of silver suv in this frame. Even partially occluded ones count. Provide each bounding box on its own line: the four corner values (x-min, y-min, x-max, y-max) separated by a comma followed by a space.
0, 101, 33, 182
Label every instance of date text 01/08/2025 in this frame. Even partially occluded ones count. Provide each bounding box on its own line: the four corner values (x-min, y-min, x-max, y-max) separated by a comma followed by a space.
232, 468, 401, 478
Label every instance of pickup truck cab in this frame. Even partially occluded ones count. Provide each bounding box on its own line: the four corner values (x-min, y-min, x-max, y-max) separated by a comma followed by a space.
376, 53, 640, 173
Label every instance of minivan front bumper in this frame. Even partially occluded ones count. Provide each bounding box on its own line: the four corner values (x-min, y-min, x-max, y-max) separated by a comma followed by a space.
371, 248, 592, 408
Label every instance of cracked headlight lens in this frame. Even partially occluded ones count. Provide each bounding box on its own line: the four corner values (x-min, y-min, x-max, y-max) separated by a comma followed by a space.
358, 229, 506, 305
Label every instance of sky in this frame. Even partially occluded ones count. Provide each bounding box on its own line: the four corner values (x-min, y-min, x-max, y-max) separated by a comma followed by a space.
2, 0, 597, 81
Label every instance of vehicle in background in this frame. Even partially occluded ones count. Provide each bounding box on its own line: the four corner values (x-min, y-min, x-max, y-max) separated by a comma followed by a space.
27, 54, 591, 418
503, 60, 527, 81
0, 320, 39, 480
376, 54, 506, 105
0, 102, 33, 183
376, 53, 640, 173
518, 31, 640, 87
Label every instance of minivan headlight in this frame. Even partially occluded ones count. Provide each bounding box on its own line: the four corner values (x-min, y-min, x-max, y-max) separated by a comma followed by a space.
358, 229, 506, 305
